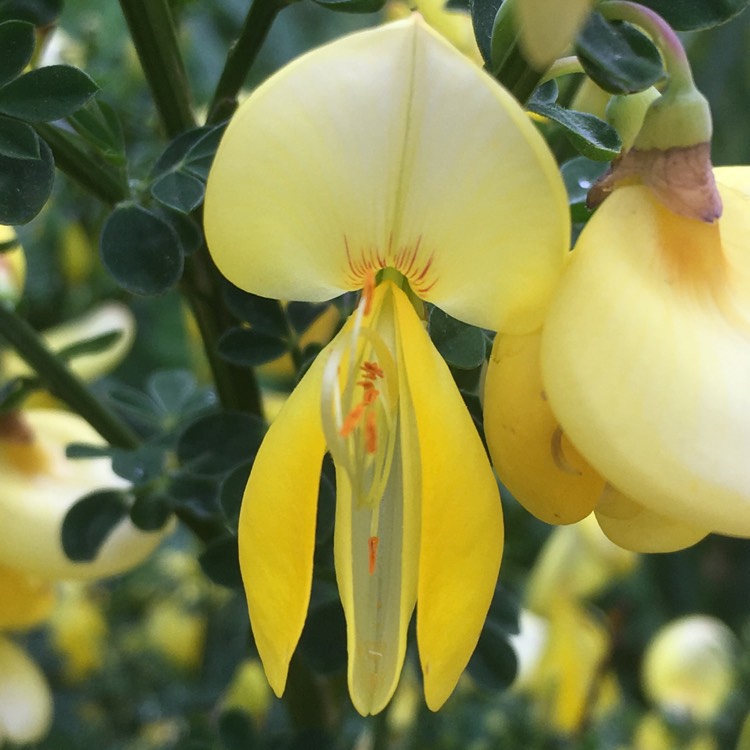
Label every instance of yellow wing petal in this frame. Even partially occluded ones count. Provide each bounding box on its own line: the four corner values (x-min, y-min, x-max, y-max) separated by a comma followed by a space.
239, 354, 327, 696
484, 331, 604, 524
542, 183, 750, 536
391, 287, 504, 710
595, 487, 709, 553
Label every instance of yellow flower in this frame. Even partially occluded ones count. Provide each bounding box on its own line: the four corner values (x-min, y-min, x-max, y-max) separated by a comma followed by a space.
486, 168, 750, 550
0, 409, 168, 579
516, 0, 595, 71
541, 169, 750, 541
204, 17, 569, 714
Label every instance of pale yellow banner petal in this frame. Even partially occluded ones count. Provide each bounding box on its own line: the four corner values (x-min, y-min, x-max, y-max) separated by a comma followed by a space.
205, 18, 568, 334
542, 183, 750, 536
595, 486, 709, 553
391, 287, 503, 710
205, 22, 417, 301
484, 331, 604, 524
239, 352, 328, 696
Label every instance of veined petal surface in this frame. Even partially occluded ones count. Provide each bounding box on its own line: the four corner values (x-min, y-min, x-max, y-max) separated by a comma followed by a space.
391, 287, 504, 710
484, 331, 604, 524
239, 353, 328, 696
542, 175, 750, 536
205, 17, 568, 334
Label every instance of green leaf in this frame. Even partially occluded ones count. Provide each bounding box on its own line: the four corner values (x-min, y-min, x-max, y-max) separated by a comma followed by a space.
222, 282, 288, 337
0, 65, 98, 122
561, 156, 609, 221
529, 101, 621, 160
153, 208, 203, 257
0, 20, 35, 86
100, 204, 184, 296
111, 442, 166, 484
287, 301, 330, 335
177, 411, 265, 476
56, 330, 122, 363
155, 126, 213, 173
466, 623, 518, 691
639, 0, 750, 29
129, 493, 173, 532
65, 443, 114, 460
61, 490, 129, 562
199, 534, 243, 589
219, 461, 252, 529
311, 0, 386, 12
68, 98, 125, 164
429, 307, 487, 370
0, 114, 39, 159
146, 369, 200, 419
299, 594, 347, 674
576, 13, 664, 94
471, 0, 503, 66
0, 0, 63, 26
0, 136, 53, 223
169, 473, 221, 518
0, 374, 39, 410
217, 327, 288, 367
151, 169, 205, 214
104, 383, 163, 432
182, 125, 224, 181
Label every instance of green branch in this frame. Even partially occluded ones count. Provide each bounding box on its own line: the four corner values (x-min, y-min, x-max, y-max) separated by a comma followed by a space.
118, 0, 195, 137
0, 304, 139, 450
35, 123, 128, 205
206, 0, 290, 124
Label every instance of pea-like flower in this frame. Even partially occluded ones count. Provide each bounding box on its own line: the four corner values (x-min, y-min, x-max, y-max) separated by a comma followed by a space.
204, 17, 569, 714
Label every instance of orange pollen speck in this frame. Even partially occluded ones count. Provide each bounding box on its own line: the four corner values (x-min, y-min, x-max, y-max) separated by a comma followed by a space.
361, 361, 384, 380
368, 536, 380, 575
365, 410, 378, 454
340, 402, 365, 438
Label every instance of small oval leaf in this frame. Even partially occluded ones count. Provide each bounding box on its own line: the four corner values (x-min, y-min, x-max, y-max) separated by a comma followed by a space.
100, 204, 184, 295
0, 20, 35, 86
0, 114, 40, 159
0, 136, 54, 224
217, 327, 288, 367
429, 307, 487, 370
62, 490, 129, 562
0, 64, 98, 122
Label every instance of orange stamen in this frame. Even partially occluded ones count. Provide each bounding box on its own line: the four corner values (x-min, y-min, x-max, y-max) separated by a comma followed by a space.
362, 270, 375, 316
339, 402, 365, 438
365, 410, 378, 454
361, 361, 384, 380
368, 536, 379, 575
362, 386, 379, 406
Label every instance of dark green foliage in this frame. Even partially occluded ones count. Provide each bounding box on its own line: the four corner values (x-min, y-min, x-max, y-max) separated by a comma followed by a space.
217, 327, 289, 367
429, 307, 488, 370
0, 135, 53, 222
0, 20, 35, 85
639, 0, 750, 29
61, 489, 130, 562
576, 13, 665, 94
100, 204, 184, 295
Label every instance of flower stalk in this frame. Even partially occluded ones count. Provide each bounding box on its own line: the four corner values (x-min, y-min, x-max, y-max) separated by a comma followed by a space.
0, 303, 139, 450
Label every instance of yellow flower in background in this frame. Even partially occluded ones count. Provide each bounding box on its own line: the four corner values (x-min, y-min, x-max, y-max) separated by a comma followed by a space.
386, 0, 482, 63
510, 517, 633, 734
642, 615, 737, 723
205, 17, 569, 714
0, 409, 168, 580
541, 169, 750, 542
0, 225, 25, 307
49, 584, 108, 681
1, 301, 136, 390
516, 0, 595, 71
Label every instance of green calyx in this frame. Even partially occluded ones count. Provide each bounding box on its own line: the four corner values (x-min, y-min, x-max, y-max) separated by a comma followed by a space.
606, 87, 660, 151
632, 83, 713, 151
